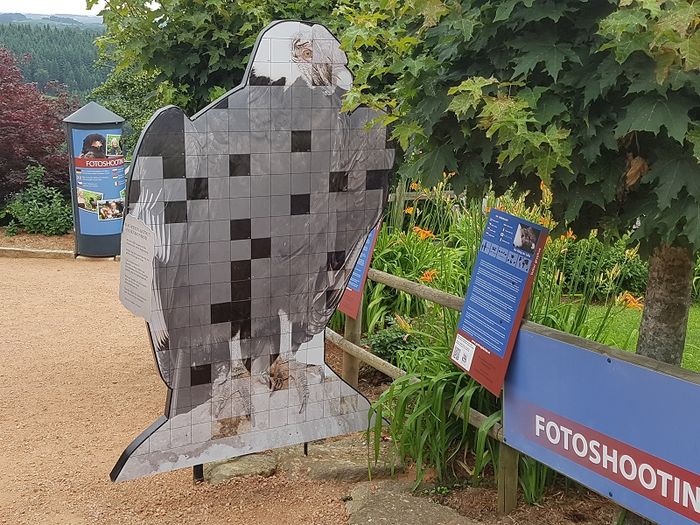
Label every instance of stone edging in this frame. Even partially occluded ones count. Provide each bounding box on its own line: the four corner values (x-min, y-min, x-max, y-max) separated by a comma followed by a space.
0, 247, 74, 259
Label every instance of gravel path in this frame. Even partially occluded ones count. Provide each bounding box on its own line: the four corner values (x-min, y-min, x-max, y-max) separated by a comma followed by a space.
0, 257, 351, 525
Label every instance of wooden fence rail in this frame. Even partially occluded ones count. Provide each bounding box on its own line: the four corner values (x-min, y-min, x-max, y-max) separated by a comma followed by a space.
332, 267, 517, 514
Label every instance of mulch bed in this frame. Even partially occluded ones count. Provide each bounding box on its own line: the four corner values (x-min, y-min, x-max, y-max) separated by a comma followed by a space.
0, 227, 74, 251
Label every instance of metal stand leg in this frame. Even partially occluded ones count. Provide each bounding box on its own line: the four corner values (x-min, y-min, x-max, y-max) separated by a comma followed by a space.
193, 464, 204, 483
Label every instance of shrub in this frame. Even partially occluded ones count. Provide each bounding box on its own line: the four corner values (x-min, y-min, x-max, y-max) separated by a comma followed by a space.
555, 235, 649, 299
0, 48, 76, 201
2, 165, 73, 236
364, 316, 419, 365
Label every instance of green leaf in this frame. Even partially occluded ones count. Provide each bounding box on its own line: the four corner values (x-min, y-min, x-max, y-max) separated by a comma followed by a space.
392, 121, 426, 151
615, 94, 694, 143
493, 0, 534, 22
580, 122, 616, 164
680, 32, 700, 71
688, 126, 700, 161
403, 143, 457, 187
600, 31, 654, 64
533, 93, 568, 124
649, 154, 700, 209
511, 37, 581, 81
518, 86, 548, 108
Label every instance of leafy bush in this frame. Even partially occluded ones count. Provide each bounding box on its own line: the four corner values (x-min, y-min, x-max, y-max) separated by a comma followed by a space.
2, 165, 73, 236
364, 316, 419, 365
0, 49, 76, 202
94, 0, 345, 114
556, 236, 649, 299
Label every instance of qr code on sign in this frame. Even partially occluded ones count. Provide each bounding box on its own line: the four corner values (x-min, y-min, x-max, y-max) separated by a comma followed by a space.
452, 334, 476, 371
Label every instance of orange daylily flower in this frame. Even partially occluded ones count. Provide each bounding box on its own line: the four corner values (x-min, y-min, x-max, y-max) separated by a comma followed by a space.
539, 216, 555, 229
394, 314, 412, 332
405, 206, 415, 215
410, 181, 421, 191
419, 269, 438, 283
620, 291, 643, 311
559, 228, 576, 241
412, 226, 435, 240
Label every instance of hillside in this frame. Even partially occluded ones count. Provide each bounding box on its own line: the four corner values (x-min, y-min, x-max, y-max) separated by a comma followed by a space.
0, 23, 108, 94
0, 12, 102, 28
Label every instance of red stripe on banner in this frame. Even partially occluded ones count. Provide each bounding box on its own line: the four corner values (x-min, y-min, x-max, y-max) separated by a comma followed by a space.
74, 156, 125, 169
529, 406, 700, 522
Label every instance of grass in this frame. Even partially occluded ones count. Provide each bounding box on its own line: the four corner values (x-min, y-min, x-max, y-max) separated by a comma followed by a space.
589, 305, 700, 372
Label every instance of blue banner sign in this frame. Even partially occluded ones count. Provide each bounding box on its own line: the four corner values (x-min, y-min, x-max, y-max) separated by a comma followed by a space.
504, 329, 700, 525
71, 128, 126, 236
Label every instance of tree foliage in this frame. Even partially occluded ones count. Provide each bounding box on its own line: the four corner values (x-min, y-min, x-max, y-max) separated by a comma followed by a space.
89, 68, 164, 155
339, 0, 700, 254
0, 23, 107, 94
0, 48, 76, 201
90, 0, 345, 113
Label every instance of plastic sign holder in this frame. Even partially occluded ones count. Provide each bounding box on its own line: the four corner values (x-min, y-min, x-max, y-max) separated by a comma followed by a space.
451, 209, 548, 395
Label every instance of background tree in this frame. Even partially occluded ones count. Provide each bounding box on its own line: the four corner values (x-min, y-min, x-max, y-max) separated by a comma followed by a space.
0, 48, 77, 202
340, 2, 698, 523
89, 68, 164, 155
89, 0, 346, 114
0, 23, 107, 95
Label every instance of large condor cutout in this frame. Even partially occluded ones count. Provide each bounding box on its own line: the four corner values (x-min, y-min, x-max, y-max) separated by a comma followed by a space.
112, 20, 394, 481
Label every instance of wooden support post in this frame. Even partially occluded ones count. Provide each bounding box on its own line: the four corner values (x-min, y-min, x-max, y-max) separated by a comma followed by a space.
342, 300, 362, 388
497, 440, 519, 515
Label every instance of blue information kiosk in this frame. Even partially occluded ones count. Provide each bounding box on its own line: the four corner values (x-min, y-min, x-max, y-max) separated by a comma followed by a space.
63, 102, 126, 257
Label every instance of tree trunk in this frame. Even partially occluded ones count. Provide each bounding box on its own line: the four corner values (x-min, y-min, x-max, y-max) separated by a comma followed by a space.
622, 244, 694, 525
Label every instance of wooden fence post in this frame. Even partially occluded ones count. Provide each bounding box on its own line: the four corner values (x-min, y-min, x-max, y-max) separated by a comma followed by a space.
497, 441, 519, 515
342, 299, 362, 388
496, 303, 528, 515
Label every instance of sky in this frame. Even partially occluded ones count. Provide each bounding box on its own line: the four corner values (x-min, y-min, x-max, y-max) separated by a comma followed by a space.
0, 0, 105, 15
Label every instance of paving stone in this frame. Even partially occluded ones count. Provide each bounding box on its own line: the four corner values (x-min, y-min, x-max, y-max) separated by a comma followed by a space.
275, 435, 402, 482
204, 453, 278, 484
346, 480, 480, 525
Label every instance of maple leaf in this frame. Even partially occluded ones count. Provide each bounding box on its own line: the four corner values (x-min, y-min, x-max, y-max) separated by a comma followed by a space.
510, 36, 581, 82
416, 0, 450, 28
392, 121, 425, 151
493, 0, 534, 22
648, 154, 700, 209
615, 93, 694, 143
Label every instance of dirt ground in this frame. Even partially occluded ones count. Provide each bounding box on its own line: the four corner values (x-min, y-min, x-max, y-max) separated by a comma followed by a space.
0, 254, 618, 525
0, 257, 352, 525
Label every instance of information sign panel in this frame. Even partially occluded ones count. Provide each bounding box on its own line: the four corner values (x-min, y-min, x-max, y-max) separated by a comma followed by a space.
451, 209, 548, 395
